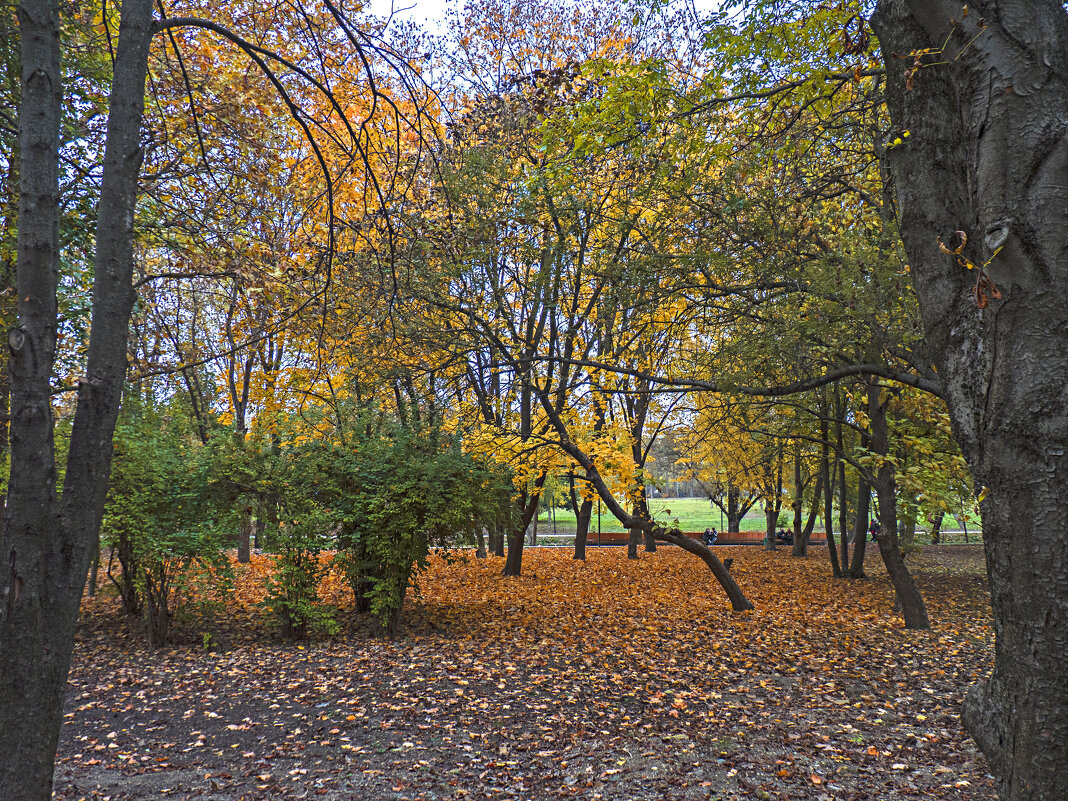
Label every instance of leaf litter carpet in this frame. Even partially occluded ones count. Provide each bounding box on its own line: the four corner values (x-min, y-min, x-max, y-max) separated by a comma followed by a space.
56, 546, 994, 800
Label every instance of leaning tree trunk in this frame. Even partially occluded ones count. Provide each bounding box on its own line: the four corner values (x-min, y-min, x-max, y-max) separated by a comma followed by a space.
872, 3, 1068, 797
654, 528, 753, 611
0, 1, 153, 798
868, 382, 929, 629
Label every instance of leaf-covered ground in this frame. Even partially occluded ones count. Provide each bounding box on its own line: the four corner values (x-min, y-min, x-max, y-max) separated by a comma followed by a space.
56, 545, 995, 800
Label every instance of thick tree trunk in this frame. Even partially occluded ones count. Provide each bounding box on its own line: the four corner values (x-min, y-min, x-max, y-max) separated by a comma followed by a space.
873, 3, 1068, 796
503, 529, 524, 576
725, 482, 747, 532
503, 486, 541, 576
0, 1, 153, 797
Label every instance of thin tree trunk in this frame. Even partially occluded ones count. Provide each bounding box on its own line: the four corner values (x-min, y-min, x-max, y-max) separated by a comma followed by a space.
835, 401, 850, 567
237, 505, 252, 564
86, 536, 100, 597
928, 511, 944, 545
573, 500, 591, 561
794, 470, 823, 557
847, 477, 870, 578
791, 449, 803, 545
821, 425, 842, 578
868, 382, 929, 629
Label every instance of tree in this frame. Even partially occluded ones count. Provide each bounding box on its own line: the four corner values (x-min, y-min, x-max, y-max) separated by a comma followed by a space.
0, 0, 429, 795
870, 3, 1068, 798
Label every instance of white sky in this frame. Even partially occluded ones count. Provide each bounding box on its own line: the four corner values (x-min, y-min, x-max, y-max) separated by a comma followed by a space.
365, 0, 721, 34
366, 0, 455, 31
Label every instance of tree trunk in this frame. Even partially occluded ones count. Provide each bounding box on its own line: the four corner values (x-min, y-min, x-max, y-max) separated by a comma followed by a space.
847, 476, 870, 578
873, 4, 1068, 796
573, 498, 591, 561
726, 482, 747, 532
794, 469, 823, 557
764, 501, 777, 550
0, 1, 153, 797
818, 414, 842, 576
503, 529, 525, 576
475, 524, 487, 559
654, 528, 753, 611
868, 382, 929, 629
636, 483, 654, 553
928, 511, 944, 545
86, 536, 100, 597
504, 486, 541, 576
835, 407, 850, 567
237, 505, 252, 564
791, 450, 803, 546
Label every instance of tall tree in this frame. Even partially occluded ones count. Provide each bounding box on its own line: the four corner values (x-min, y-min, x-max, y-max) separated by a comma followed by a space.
0, 1, 430, 795
871, 2, 1068, 798
0, 2, 154, 797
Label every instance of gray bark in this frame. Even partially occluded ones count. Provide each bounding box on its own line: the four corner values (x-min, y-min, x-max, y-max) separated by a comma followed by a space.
872, 2, 1068, 797
0, 0, 153, 797
868, 383, 929, 629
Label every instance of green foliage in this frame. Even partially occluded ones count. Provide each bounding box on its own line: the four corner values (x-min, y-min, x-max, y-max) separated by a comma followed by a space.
327, 412, 504, 636
262, 511, 339, 640
102, 391, 232, 647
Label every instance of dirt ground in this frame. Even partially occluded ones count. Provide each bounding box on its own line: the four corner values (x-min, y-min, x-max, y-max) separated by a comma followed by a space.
54, 545, 996, 801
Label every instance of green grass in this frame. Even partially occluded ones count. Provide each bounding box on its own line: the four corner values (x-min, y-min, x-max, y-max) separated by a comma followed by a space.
535, 496, 983, 543
535, 497, 772, 534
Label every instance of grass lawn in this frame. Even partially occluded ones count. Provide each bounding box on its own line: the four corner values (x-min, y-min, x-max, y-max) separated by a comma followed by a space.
537, 497, 770, 534
536, 496, 983, 543
59, 546, 994, 800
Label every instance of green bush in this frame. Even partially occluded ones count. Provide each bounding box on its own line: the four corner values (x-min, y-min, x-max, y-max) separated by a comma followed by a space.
102, 393, 232, 647
261, 507, 339, 640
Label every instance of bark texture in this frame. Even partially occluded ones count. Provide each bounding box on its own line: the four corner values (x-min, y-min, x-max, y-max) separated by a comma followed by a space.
872, 2, 1068, 798
0, 1, 153, 797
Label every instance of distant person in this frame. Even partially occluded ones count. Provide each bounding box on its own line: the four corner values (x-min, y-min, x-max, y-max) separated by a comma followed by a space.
869, 520, 880, 542
704, 527, 718, 546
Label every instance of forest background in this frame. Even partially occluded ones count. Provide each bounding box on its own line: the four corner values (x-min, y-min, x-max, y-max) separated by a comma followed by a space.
1, 0, 1063, 800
